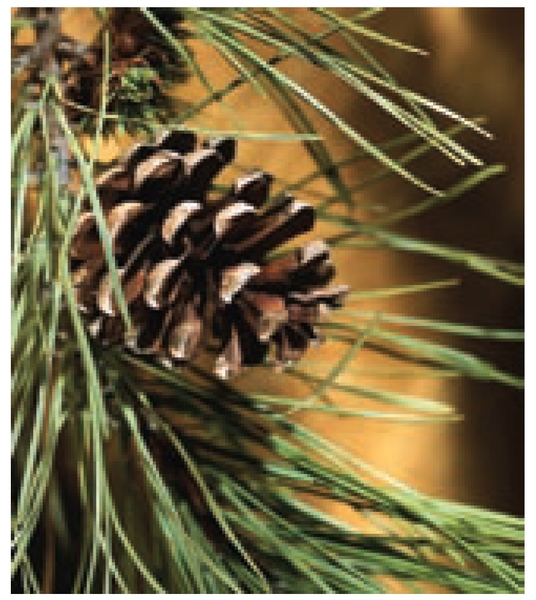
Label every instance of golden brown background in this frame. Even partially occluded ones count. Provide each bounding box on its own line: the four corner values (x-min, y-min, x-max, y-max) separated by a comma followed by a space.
57, 8, 524, 517
356, 8, 524, 516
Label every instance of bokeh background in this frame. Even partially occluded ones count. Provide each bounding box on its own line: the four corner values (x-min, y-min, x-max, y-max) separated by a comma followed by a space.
51, 7, 525, 517
343, 7, 525, 517
397, 7, 524, 516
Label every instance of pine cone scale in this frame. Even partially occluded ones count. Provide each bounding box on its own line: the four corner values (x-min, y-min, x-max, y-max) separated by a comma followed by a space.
228, 200, 315, 258
144, 258, 185, 310
167, 303, 203, 362
162, 201, 201, 246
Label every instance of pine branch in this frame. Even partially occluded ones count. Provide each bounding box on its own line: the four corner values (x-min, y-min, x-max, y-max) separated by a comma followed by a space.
11, 7, 523, 594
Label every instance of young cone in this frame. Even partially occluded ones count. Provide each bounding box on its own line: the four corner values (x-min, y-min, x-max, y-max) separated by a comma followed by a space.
63, 8, 189, 131
13, 8, 189, 133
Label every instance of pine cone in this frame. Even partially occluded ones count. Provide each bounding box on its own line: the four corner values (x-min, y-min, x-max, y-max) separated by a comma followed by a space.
69, 131, 349, 378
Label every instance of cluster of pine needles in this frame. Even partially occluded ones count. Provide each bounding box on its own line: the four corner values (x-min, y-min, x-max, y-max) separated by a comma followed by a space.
11, 7, 523, 593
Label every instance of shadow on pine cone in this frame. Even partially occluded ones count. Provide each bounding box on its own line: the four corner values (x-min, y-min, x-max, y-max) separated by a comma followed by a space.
70, 131, 349, 378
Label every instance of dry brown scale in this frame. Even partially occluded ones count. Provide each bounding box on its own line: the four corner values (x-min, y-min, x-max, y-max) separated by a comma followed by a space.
69, 131, 349, 379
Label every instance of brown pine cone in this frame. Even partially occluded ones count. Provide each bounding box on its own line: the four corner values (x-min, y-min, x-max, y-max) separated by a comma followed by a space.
70, 131, 348, 378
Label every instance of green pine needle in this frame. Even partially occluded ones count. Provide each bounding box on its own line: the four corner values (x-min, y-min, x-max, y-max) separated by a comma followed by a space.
11, 7, 523, 594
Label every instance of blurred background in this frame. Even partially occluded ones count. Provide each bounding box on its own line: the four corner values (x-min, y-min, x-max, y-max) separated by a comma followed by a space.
394, 7, 524, 516
343, 7, 525, 517
188, 7, 524, 517
51, 7, 525, 517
